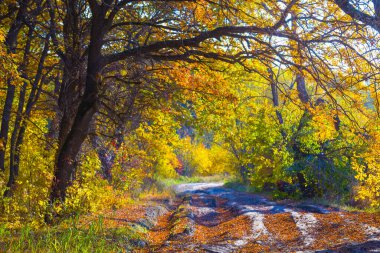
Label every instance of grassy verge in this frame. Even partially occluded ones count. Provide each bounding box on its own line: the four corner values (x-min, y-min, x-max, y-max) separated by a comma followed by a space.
224, 179, 380, 213
224, 179, 258, 193
158, 174, 230, 188
298, 197, 380, 213
0, 216, 145, 252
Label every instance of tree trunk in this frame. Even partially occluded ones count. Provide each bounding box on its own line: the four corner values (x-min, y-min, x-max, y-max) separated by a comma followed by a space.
48, 12, 105, 204
5, 26, 34, 196
49, 71, 99, 204
56, 68, 83, 149
91, 128, 126, 182
268, 68, 284, 125
296, 74, 310, 104
91, 136, 114, 182
46, 74, 62, 146
0, 82, 16, 172
53, 0, 85, 149
4, 90, 26, 197
9, 36, 50, 193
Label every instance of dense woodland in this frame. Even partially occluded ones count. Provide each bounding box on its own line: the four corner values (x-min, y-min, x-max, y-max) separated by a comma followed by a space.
0, 0, 380, 229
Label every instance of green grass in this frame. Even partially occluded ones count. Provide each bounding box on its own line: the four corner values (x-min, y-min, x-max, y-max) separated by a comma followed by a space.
224, 179, 258, 193
300, 197, 380, 213
0, 216, 144, 252
157, 174, 230, 188
225, 179, 380, 213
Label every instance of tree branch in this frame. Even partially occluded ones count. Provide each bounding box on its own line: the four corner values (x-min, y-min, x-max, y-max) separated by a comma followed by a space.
334, 0, 380, 32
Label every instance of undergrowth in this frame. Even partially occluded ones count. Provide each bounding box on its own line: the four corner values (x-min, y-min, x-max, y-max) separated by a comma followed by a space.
0, 216, 143, 252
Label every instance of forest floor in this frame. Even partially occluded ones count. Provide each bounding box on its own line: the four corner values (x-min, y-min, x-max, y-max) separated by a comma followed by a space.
123, 182, 380, 252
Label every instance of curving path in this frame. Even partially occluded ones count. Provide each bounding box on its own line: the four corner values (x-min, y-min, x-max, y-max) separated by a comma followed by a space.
145, 183, 380, 252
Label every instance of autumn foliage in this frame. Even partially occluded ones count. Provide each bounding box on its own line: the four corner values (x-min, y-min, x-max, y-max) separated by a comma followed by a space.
0, 0, 380, 230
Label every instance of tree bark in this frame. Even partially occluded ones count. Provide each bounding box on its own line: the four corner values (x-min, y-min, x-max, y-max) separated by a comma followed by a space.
268, 68, 284, 125
296, 74, 310, 105
91, 136, 114, 182
49, 10, 105, 204
46, 74, 62, 145
54, 0, 85, 149
49, 67, 99, 204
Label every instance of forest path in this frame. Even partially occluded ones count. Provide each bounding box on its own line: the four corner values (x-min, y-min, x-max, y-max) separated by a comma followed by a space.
144, 183, 380, 252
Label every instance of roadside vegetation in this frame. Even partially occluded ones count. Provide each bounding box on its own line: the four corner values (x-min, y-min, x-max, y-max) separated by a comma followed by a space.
0, 217, 142, 253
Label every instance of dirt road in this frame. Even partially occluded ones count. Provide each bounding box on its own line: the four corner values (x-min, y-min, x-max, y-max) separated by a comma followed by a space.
144, 183, 380, 252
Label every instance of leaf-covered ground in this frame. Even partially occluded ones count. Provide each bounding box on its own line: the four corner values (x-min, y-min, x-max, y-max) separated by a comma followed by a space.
133, 183, 380, 252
